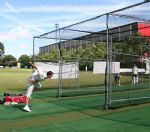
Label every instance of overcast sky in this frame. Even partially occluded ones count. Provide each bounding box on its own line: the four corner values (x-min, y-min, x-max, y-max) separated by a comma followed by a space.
0, 0, 143, 59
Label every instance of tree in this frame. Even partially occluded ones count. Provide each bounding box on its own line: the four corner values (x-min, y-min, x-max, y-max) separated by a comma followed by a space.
36, 43, 107, 70
37, 48, 59, 62
18, 55, 31, 68
78, 43, 106, 59
0, 42, 5, 57
113, 34, 148, 68
0, 42, 4, 52
2, 54, 17, 67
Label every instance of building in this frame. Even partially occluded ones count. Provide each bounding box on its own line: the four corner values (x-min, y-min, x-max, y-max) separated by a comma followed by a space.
39, 22, 150, 54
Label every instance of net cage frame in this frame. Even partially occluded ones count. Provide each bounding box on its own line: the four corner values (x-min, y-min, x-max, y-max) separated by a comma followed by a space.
33, 1, 150, 109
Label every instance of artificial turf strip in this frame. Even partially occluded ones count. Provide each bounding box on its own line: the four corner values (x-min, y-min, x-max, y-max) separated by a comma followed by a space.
0, 88, 150, 132
1, 104, 150, 132
16, 117, 150, 132
0, 94, 102, 122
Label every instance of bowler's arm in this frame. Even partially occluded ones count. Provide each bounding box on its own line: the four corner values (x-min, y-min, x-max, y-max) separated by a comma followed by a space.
29, 62, 38, 71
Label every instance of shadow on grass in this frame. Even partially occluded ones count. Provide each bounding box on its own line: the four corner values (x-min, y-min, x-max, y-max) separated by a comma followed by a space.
12, 104, 26, 112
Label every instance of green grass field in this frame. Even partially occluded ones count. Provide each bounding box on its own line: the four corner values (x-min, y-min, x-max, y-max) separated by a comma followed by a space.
0, 68, 150, 132
0, 68, 59, 92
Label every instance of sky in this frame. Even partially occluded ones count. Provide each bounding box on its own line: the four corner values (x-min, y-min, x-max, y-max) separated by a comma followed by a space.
0, 0, 143, 59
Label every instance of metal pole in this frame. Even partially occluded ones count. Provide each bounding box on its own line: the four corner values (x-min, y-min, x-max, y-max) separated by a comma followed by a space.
104, 13, 110, 110
55, 24, 62, 58
55, 24, 59, 56
56, 24, 63, 97
33, 37, 35, 63
144, 41, 150, 82
109, 35, 113, 108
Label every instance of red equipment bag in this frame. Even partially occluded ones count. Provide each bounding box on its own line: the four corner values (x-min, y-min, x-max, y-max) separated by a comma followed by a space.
4, 95, 27, 104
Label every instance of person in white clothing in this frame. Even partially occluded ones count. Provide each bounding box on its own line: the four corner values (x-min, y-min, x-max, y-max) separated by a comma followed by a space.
140, 52, 150, 74
23, 62, 54, 112
132, 64, 138, 84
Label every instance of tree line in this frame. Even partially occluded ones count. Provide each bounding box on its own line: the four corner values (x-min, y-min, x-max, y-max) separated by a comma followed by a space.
0, 34, 149, 68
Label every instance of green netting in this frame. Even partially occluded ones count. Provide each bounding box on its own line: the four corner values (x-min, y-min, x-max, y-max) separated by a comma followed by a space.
33, 1, 150, 109
58, 58, 106, 97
